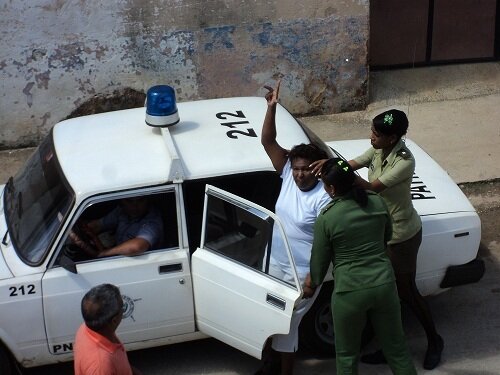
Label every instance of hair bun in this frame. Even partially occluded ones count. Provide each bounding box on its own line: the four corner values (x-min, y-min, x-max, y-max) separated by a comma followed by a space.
372, 109, 408, 137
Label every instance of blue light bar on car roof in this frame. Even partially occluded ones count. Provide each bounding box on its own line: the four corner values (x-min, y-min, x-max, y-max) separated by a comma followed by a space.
145, 85, 180, 127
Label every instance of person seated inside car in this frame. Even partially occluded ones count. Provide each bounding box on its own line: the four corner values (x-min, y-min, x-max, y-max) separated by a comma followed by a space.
69, 196, 164, 257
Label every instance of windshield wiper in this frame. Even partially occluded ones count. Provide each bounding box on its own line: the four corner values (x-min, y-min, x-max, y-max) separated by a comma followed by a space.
5, 176, 23, 219
3, 177, 13, 245
6, 176, 13, 190
2, 229, 8, 246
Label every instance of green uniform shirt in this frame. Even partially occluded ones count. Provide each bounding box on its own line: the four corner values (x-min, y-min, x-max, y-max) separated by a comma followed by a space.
354, 139, 421, 244
310, 191, 395, 293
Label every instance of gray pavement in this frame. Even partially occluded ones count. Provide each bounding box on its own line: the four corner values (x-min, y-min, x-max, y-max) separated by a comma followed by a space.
1, 62, 499, 184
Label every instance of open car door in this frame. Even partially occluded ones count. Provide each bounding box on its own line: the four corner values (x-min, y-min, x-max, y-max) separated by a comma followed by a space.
191, 185, 302, 359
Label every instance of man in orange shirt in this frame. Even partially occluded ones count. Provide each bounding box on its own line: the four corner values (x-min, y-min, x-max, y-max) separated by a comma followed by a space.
74, 284, 141, 375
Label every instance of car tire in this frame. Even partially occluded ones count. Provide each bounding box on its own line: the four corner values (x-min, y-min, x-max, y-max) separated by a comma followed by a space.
299, 281, 335, 357
0, 344, 13, 375
299, 281, 374, 358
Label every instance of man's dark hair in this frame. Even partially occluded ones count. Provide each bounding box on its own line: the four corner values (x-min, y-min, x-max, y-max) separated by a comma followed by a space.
81, 283, 123, 331
288, 143, 328, 164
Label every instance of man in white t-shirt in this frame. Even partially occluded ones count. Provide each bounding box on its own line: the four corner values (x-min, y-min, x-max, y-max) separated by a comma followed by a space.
258, 80, 331, 375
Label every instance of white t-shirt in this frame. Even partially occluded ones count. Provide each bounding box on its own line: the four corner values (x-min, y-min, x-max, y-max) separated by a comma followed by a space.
270, 160, 331, 282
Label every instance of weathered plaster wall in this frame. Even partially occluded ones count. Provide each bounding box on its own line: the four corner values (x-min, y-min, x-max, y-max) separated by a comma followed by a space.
0, 0, 368, 148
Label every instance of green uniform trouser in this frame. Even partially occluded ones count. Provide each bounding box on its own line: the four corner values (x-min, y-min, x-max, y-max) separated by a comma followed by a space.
333, 282, 417, 375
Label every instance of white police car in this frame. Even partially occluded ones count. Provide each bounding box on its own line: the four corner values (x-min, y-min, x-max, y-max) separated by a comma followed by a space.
0, 86, 484, 373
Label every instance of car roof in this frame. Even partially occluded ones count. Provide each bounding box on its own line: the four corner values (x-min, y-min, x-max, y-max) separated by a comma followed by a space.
53, 96, 311, 199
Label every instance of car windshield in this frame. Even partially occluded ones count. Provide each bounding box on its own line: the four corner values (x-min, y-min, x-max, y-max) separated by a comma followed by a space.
4, 131, 74, 265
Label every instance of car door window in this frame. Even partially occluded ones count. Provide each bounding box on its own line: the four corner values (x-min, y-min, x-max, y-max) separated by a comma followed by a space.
55, 190, 178, 265
182, 171, 282, 254
202, 188, 296, 288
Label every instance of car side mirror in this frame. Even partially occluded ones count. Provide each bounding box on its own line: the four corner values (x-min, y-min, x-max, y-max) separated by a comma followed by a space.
59, 254, 78, 274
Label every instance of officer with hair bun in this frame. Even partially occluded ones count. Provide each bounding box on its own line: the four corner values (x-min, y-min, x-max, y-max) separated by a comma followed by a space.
305, 158, 416, 374
313, 109, 443, 370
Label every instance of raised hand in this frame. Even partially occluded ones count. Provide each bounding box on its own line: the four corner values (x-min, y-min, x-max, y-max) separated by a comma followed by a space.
263, 79, 281, 107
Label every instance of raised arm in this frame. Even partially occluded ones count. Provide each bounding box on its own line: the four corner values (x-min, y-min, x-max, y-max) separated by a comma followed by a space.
261, 80, 288, 174
348, 159, 387, 193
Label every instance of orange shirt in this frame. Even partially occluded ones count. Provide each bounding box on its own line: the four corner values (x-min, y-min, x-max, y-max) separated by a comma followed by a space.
74, 324, 133, 375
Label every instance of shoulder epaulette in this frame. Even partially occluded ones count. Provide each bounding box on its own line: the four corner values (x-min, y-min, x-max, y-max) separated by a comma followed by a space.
396, 147, 412, 160
320, 200, 337, 215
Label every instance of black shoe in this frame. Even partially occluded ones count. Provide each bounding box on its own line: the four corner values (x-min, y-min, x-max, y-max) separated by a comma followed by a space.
423, 335, 444, 370
360, 349, 387, 364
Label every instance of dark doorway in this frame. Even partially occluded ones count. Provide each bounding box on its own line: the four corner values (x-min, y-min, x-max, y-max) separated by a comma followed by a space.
370, 0, 499, 69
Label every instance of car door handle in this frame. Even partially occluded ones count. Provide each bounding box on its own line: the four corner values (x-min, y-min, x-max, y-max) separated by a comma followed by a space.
266, 293, 286, 310
159, 263, 183, 274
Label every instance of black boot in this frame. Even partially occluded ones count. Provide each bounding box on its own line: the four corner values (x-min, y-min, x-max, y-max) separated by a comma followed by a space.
423, 335, 444, 370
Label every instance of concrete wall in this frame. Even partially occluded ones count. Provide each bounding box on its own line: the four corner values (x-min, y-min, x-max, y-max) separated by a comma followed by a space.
0, 0, 368, 149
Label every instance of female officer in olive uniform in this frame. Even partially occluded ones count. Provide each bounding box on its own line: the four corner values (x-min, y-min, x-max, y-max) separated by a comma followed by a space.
348, 109, 443, 370
305, 158, 416, 375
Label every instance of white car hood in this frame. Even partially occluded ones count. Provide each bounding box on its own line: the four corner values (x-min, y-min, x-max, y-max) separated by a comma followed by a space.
327, 139, 476, 216
0, 184, 14, 279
